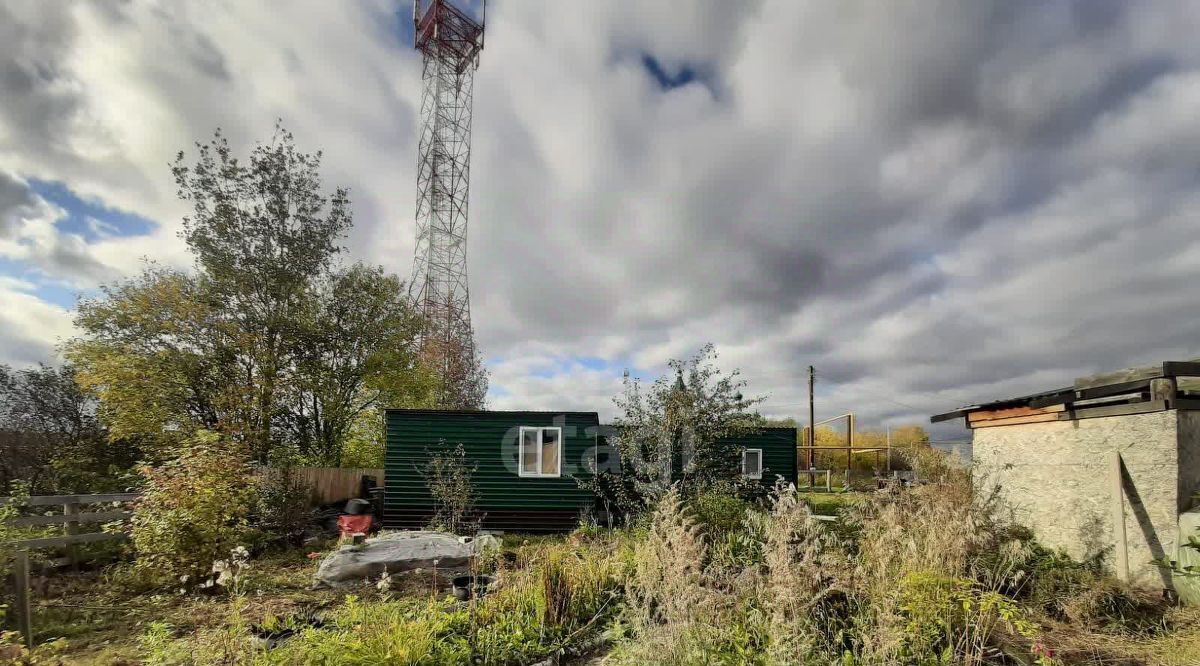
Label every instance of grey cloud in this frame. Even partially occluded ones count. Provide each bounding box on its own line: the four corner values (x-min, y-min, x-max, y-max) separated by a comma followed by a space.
464, 0, 1200, 434
0, 171, 37, 237
4, 0, 1200, 438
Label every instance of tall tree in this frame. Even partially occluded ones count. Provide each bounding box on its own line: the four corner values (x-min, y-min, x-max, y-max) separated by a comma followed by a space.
69, 266, 240, 457
423, 326, 488, 410
0, 363, 135, 493
171, 124, 351, 460
281, 263, 434, 465
69, 125, 438, 465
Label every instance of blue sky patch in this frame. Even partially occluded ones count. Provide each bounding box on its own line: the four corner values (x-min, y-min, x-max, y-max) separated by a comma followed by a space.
0, 257, 81, 308
30, 179, 157, 242
641, 54, 707, 91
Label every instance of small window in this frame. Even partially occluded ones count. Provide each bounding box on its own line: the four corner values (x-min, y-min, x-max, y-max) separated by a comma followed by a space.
519, 426, 562, 478
742, 448, 763, 480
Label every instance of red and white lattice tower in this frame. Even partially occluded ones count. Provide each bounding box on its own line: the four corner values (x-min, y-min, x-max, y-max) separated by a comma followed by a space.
409, 0, 485, 405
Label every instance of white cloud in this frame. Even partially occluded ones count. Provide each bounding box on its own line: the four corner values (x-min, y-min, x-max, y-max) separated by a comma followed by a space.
0, 283, 76, 367
3, 1, 1200, 437
0, 170, 123, 287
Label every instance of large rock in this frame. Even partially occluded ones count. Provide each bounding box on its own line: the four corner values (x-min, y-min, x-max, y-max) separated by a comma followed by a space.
314, 531, 485, 588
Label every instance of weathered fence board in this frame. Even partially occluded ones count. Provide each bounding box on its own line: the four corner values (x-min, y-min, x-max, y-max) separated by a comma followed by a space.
9, 510, 133, 527
259, 467, 384, 505
14, 550, 33, 649
12, 531, 127, 549
0, 493, 140, 507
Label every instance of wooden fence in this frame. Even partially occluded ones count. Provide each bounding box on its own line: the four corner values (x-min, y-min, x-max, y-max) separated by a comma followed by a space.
3, 493, 140, 649
1, 492, 138, 550
2, 472, 379, 648
258, 467, 384, 505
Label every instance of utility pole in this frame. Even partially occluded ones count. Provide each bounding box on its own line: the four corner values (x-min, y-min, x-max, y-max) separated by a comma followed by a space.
808, 365, 816, 485
886, 425, 892, 473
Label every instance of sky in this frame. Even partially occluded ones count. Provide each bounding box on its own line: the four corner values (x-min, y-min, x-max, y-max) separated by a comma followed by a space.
3, 1, 1200, 439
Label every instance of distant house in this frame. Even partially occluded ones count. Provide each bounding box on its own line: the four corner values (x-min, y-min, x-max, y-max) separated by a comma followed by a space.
383, 408, 797, 532
932, 361, 1200, 590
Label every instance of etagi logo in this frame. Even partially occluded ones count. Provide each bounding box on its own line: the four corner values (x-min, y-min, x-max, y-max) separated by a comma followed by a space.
497, 417, 622, 476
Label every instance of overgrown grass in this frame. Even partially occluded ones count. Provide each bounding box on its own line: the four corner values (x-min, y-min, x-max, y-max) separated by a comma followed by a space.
604, 450, 1198, 665
14, 453, 1200, 665
124, 535, 631, 665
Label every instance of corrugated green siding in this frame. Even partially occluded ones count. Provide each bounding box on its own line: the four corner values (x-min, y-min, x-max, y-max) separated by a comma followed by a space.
384, 409, 600, 532
720, 427, 798, 487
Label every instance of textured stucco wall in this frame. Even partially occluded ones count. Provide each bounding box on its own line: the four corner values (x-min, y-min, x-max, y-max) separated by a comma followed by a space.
1176, 411, 1200, 515
973, 410, 1181, 588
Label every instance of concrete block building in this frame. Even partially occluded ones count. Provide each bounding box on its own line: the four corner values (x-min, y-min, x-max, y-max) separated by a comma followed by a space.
933, 361, 1200, 589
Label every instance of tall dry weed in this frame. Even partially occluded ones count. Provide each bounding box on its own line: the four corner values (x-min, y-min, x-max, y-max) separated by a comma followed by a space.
846, 450, 1020, 662
614, 489, 767, 664
762, 483, 852, 661
629, 489, 711, 626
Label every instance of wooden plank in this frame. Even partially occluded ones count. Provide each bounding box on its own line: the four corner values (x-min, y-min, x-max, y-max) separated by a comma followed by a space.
930, 409, 969, 424
1111, 451, 1129, 582
14, 549, 33, 649
1172, 398, 1200, 411
1076, 379, 1152, 401
7, 511, 133, 527
1071, 399, 1168, 421
968, 404, 1066, 423
63, 501, 79, 569
1163, 361, 1200, 378
7, 531, 127, 549
1075, 362, 1200, 392
969, 413, 1066, 428
0, 493, 140, 507
1026, 389, 1078, 409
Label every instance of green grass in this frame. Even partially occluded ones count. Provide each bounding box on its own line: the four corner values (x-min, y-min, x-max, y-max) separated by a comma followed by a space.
796, 489, 863, 517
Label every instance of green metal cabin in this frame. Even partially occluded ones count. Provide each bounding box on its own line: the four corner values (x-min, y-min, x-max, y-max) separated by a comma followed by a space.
722, 427, 799, 487
384, 409, 601, 532
384, 409, 797, 532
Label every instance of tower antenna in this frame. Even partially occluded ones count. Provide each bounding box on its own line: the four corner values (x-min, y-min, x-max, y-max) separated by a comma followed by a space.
410, 0, 487, 407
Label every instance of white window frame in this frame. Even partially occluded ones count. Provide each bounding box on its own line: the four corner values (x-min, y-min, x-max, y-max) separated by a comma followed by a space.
742, 448, 763, 480
518, 426, 563, 478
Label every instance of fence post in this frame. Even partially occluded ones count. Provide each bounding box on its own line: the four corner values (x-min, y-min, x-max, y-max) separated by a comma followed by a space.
63, 501, 80, 569
824, 470, 831, 492
843, 469, 849, 491
1111, 451, 1129, 582
14, 549, 33, 649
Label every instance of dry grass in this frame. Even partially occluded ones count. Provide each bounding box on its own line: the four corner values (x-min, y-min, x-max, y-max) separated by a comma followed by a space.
12, 543, 349, 664
15, 455, 1200, 665
1034, 606, 1200, 665
762, 484, 852, 662
608, 447, 1198, 665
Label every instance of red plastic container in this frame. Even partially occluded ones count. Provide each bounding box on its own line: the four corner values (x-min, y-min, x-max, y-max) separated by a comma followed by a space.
337, 513, 373, 537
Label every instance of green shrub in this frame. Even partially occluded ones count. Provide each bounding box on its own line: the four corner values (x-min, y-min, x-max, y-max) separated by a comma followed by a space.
254, 466, 313, 547
0, 483, 55, 580
688, 490, 751, 539
893, 571, 1045, 665
422, 442, 477, 535
130, 430, 258, 584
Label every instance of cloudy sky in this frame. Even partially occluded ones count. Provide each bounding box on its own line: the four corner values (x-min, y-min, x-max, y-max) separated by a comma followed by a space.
3, 1, 1200, 438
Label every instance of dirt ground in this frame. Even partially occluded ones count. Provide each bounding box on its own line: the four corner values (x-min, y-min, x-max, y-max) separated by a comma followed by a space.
11, 543, 473, 665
